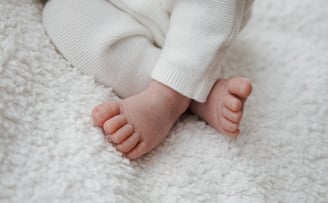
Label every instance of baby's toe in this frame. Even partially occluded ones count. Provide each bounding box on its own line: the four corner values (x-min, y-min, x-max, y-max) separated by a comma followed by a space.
125, 141, 149, 160
92, 101, 121, 127
104, 114, 127, 135
222, 128, 240, 137
227, 77, 252, 99
223, 94, 242, 112
110, 124, 134, 144
116, 132, 141, 154
222, 107, 243, 124
220, 116, 239, 134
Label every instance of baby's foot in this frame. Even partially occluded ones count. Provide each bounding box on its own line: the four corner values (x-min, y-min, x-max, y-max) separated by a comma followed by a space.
190, 77, 252, 137
92, 81, 190, 159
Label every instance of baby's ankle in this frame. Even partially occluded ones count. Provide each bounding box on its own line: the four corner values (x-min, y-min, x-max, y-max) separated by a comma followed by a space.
147, 80, 190, 114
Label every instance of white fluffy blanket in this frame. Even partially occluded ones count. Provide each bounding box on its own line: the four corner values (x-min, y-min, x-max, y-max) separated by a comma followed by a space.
1, 0, 327, 202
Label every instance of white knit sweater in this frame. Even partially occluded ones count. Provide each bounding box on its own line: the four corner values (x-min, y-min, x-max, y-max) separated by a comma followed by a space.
43, 0, 253, 101
109, 0, 254, 101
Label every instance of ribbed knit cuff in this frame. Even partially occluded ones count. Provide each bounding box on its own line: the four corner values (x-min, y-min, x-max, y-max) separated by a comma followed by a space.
151, 60, 217, 102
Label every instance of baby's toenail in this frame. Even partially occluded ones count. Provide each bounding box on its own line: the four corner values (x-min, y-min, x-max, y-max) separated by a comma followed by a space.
241, 85, 247, 94
231, 102, 237, 110
239, 81, 246, 93
94, 110, 104, 120
240, 79, 251, 95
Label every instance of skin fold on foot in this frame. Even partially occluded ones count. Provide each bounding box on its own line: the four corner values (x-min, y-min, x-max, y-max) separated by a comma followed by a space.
190, 77, 252, 137
92, 81, 190, 159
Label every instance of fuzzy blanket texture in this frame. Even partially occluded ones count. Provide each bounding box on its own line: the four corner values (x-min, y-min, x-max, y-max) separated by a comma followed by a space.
1, 0, 327, 202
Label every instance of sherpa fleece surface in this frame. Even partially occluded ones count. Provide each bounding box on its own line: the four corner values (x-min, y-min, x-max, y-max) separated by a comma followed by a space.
0, 0, 327, 202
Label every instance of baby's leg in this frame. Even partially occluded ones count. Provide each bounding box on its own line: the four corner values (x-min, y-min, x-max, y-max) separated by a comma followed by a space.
43, 0, 253, 159
43, 0, 189, 159
42, 0, 159, 98
190, 77, 252, 136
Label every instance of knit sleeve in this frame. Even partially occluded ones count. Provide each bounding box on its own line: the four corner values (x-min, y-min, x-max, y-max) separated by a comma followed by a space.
151, 0, 253, 101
